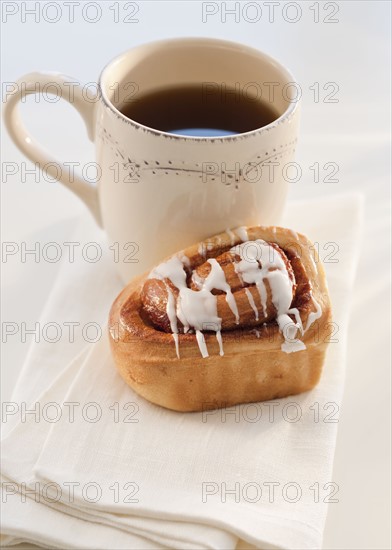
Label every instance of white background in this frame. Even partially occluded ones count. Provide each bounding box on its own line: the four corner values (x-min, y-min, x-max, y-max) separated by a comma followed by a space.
1, 1, 391, 549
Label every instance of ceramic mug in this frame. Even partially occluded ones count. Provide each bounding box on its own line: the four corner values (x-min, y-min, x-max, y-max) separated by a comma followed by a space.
3, 37, 300, 282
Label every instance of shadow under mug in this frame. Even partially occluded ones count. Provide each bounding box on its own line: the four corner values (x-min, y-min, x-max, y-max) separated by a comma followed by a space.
3, 37, 300, 282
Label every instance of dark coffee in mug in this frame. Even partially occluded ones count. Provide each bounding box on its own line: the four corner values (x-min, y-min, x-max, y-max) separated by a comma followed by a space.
119, 83, 280, 137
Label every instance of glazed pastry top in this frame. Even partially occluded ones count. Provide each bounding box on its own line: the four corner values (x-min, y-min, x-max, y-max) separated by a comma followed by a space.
140, 227, 322, 358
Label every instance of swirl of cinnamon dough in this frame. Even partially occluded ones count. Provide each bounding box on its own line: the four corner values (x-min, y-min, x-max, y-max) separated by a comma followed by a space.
140, 228, 316, 357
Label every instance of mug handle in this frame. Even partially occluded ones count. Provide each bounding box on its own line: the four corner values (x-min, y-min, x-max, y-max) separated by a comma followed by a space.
3, 72, 102, 227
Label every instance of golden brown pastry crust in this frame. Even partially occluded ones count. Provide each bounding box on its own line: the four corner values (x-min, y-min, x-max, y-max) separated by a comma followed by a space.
109, 226, 332, 412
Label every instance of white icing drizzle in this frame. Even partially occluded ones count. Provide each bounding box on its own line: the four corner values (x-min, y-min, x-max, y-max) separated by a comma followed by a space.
256, 279, 268, 318
225, 228, 236, 245
245, 288, 259, 321
191, 271, 203, 289
198, 241, 214, 258
235, 226, 249, 242
196, 329, 208, 358
282, 339, 306, 353
215, 330, 224, 356
229, 252, 244, 286
165, 285, 178, 333
148, 256, 186, 288
148, 238, 314, 358
176, 287, 220, 335
148, 256, 222, 358
254, 329, 261, 339
288, 308, 304, 335
304, 296, 322, 332
172, 333, 180, 358
198, 243, 206, 258
179, 253, 191, 268
165, 284, 180, 358
230, 240, 303, 353
206, 259, 239, 324
289, 229, 299, 240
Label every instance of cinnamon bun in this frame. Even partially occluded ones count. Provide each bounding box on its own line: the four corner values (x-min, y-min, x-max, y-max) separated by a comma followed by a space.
109, 226, 332, 411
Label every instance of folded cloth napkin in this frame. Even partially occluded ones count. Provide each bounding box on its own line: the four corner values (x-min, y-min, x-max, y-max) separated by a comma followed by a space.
1, 219, 234, 550
1, 194, 363, 549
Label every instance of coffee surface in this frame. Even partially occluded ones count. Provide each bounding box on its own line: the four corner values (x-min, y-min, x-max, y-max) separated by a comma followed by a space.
119, 84, 279, 137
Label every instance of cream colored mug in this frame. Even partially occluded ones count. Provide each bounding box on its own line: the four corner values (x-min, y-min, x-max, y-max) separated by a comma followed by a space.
3, 38, 300, 282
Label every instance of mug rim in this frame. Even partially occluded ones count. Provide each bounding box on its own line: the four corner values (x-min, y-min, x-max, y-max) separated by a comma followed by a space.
98, 37, 300, 142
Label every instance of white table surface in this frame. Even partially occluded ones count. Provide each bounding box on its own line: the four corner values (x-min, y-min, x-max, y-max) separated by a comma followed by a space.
1, 1, 391, 549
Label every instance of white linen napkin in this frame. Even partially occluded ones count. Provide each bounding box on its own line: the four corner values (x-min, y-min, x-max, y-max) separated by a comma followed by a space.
1, 194, 363, 549
0, 222, 234, 549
